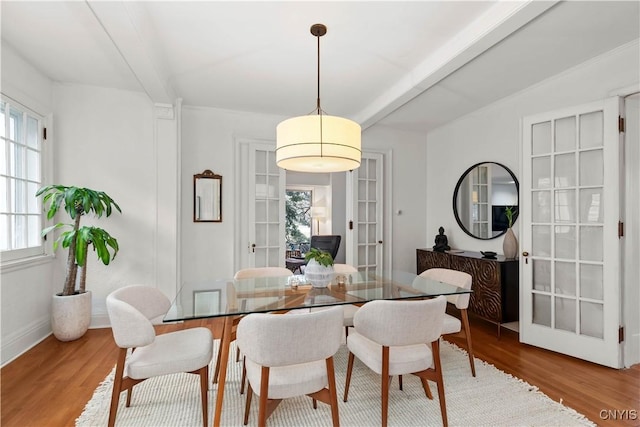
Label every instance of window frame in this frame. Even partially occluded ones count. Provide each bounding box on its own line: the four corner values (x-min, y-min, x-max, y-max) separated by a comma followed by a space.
1, 95, 51, 266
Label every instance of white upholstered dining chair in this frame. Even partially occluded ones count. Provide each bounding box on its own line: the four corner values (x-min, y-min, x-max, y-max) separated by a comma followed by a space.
332, 263, 360, 337
419, 268, 475, 376
226, 267, 293, 394
343, 296, 448, 427
237, 306, 343, 426
106, 285, 213, 427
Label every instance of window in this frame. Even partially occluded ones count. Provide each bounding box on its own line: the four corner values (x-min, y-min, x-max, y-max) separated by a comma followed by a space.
285, 189, 312, 252
1, 97, 46, 262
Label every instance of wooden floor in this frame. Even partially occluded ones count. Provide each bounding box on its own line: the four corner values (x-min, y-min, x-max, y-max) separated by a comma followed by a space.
2, 316, 638, 427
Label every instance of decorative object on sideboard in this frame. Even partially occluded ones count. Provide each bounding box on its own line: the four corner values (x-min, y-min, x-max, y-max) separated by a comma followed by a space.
304, 247, 335, 288
36, 185, 121, 341
480, 251, 497, 259
502, 206, 518, 259
433, 226, 451, 252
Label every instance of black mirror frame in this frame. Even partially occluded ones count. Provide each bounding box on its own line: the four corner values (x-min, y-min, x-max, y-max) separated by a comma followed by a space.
452, 162, 519, 240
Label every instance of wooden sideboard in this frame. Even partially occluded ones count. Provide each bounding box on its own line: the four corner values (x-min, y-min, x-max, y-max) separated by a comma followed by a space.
416, 248, 519, 334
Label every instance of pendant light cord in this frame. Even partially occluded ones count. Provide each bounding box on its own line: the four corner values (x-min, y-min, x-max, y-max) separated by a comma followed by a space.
316, 31, 321, 113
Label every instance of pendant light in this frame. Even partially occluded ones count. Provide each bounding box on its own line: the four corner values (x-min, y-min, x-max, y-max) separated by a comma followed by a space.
276, 24, 361, 173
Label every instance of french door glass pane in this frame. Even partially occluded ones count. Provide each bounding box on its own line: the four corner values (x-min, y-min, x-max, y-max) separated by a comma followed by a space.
532, 191, 551, 223
268, 224, 279, 246
532, 225, 551, 257
268, 200, 279, 222
532, 259, 551, 291
533, 293, 551, 327
367, 202, 376, 222
580, 264, 603, 300
255, 223, 266, 246
268, 176, 279, 197
358, 202, 366, 222
579, 111, 603, 149
555, 116, 576, 152
580, 301, 604, 338
255, 200, 266, 222
532, 121, 551, 155
579, 188, 604, 223
554, 153, 576, 187
554, 261, 576, 296
555, 297, 576, 332
532, 157, 551, 189
554, 189, 575, 223
555, 225, 575, 259
579, 150, 603, 186
579, 226, 603, 262
255, 175, 267, 198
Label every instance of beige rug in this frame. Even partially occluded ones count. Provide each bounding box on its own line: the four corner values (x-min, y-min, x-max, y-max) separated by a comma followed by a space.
77, 340, 595, 426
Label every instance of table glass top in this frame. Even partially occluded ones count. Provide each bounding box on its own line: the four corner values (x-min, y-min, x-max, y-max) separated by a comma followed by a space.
164, 270, 471, 322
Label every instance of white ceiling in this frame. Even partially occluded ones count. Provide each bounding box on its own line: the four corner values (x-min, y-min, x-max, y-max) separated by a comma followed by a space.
2, 1, 638, 133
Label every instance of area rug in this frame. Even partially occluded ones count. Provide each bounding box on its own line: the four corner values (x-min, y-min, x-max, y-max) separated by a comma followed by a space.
77, 340, 595, 426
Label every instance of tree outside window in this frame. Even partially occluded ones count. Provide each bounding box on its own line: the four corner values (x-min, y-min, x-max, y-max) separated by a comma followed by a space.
285, 190, 311, 250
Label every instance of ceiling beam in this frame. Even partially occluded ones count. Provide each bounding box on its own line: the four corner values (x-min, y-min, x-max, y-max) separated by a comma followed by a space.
357, 0, 559, 130
85, 0, 176, 104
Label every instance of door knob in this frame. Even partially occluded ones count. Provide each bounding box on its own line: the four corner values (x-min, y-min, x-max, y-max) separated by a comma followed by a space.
522, 251, 529, 257
378, 240, 383, 244
522, 251, 529, 264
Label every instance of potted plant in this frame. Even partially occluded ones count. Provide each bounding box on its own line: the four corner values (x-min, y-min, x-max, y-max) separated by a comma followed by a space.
36, 185, 121, 341
502, 206, 518, 259
304, 247, 334, 288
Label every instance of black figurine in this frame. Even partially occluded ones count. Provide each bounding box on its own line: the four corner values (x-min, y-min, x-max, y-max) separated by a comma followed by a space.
433, 226, 450, 252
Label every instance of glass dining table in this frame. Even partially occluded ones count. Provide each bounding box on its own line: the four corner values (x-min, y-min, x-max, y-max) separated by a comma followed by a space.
164, 269, 472, 427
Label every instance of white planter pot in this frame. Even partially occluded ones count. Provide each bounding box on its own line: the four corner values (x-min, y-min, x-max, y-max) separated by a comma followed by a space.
51, 291, 92, 341
304, 260, 335, 288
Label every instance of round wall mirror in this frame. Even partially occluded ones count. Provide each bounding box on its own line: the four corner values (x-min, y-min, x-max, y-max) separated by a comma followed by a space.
453, 162, 519, 240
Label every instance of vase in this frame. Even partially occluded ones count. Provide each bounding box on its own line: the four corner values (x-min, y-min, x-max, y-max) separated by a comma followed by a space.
503, 227, 518, 259
51, 291, 92, 341
304, 260, 335, 288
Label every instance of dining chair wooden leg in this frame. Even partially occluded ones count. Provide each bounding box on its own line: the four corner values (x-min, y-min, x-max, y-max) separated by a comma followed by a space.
258, 366, 270, 427
325, 356, 340, 427
461, 309, 476, 377
343, 352, 355, 402
198, 366, 209, 427
398, 375, 403, 390
108, 348, 127, 427
240, 356, 247, 394
432, 340, 448, 427
244, 385, 253, 425
419, 376, 433, 400
381, 346, 390, 427
125, 385, 133, 407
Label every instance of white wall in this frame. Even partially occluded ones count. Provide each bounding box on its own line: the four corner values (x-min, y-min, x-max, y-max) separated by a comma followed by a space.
426, 40, 640, 366
51, 83, 157, 327
362, 125, 428, 273
1, 42, 55, 365
180, 106, 282, 283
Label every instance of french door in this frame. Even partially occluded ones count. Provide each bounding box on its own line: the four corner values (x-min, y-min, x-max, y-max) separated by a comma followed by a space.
235, 141, 286, 270
346, 152, 384, 275
520, 97, 622, 368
